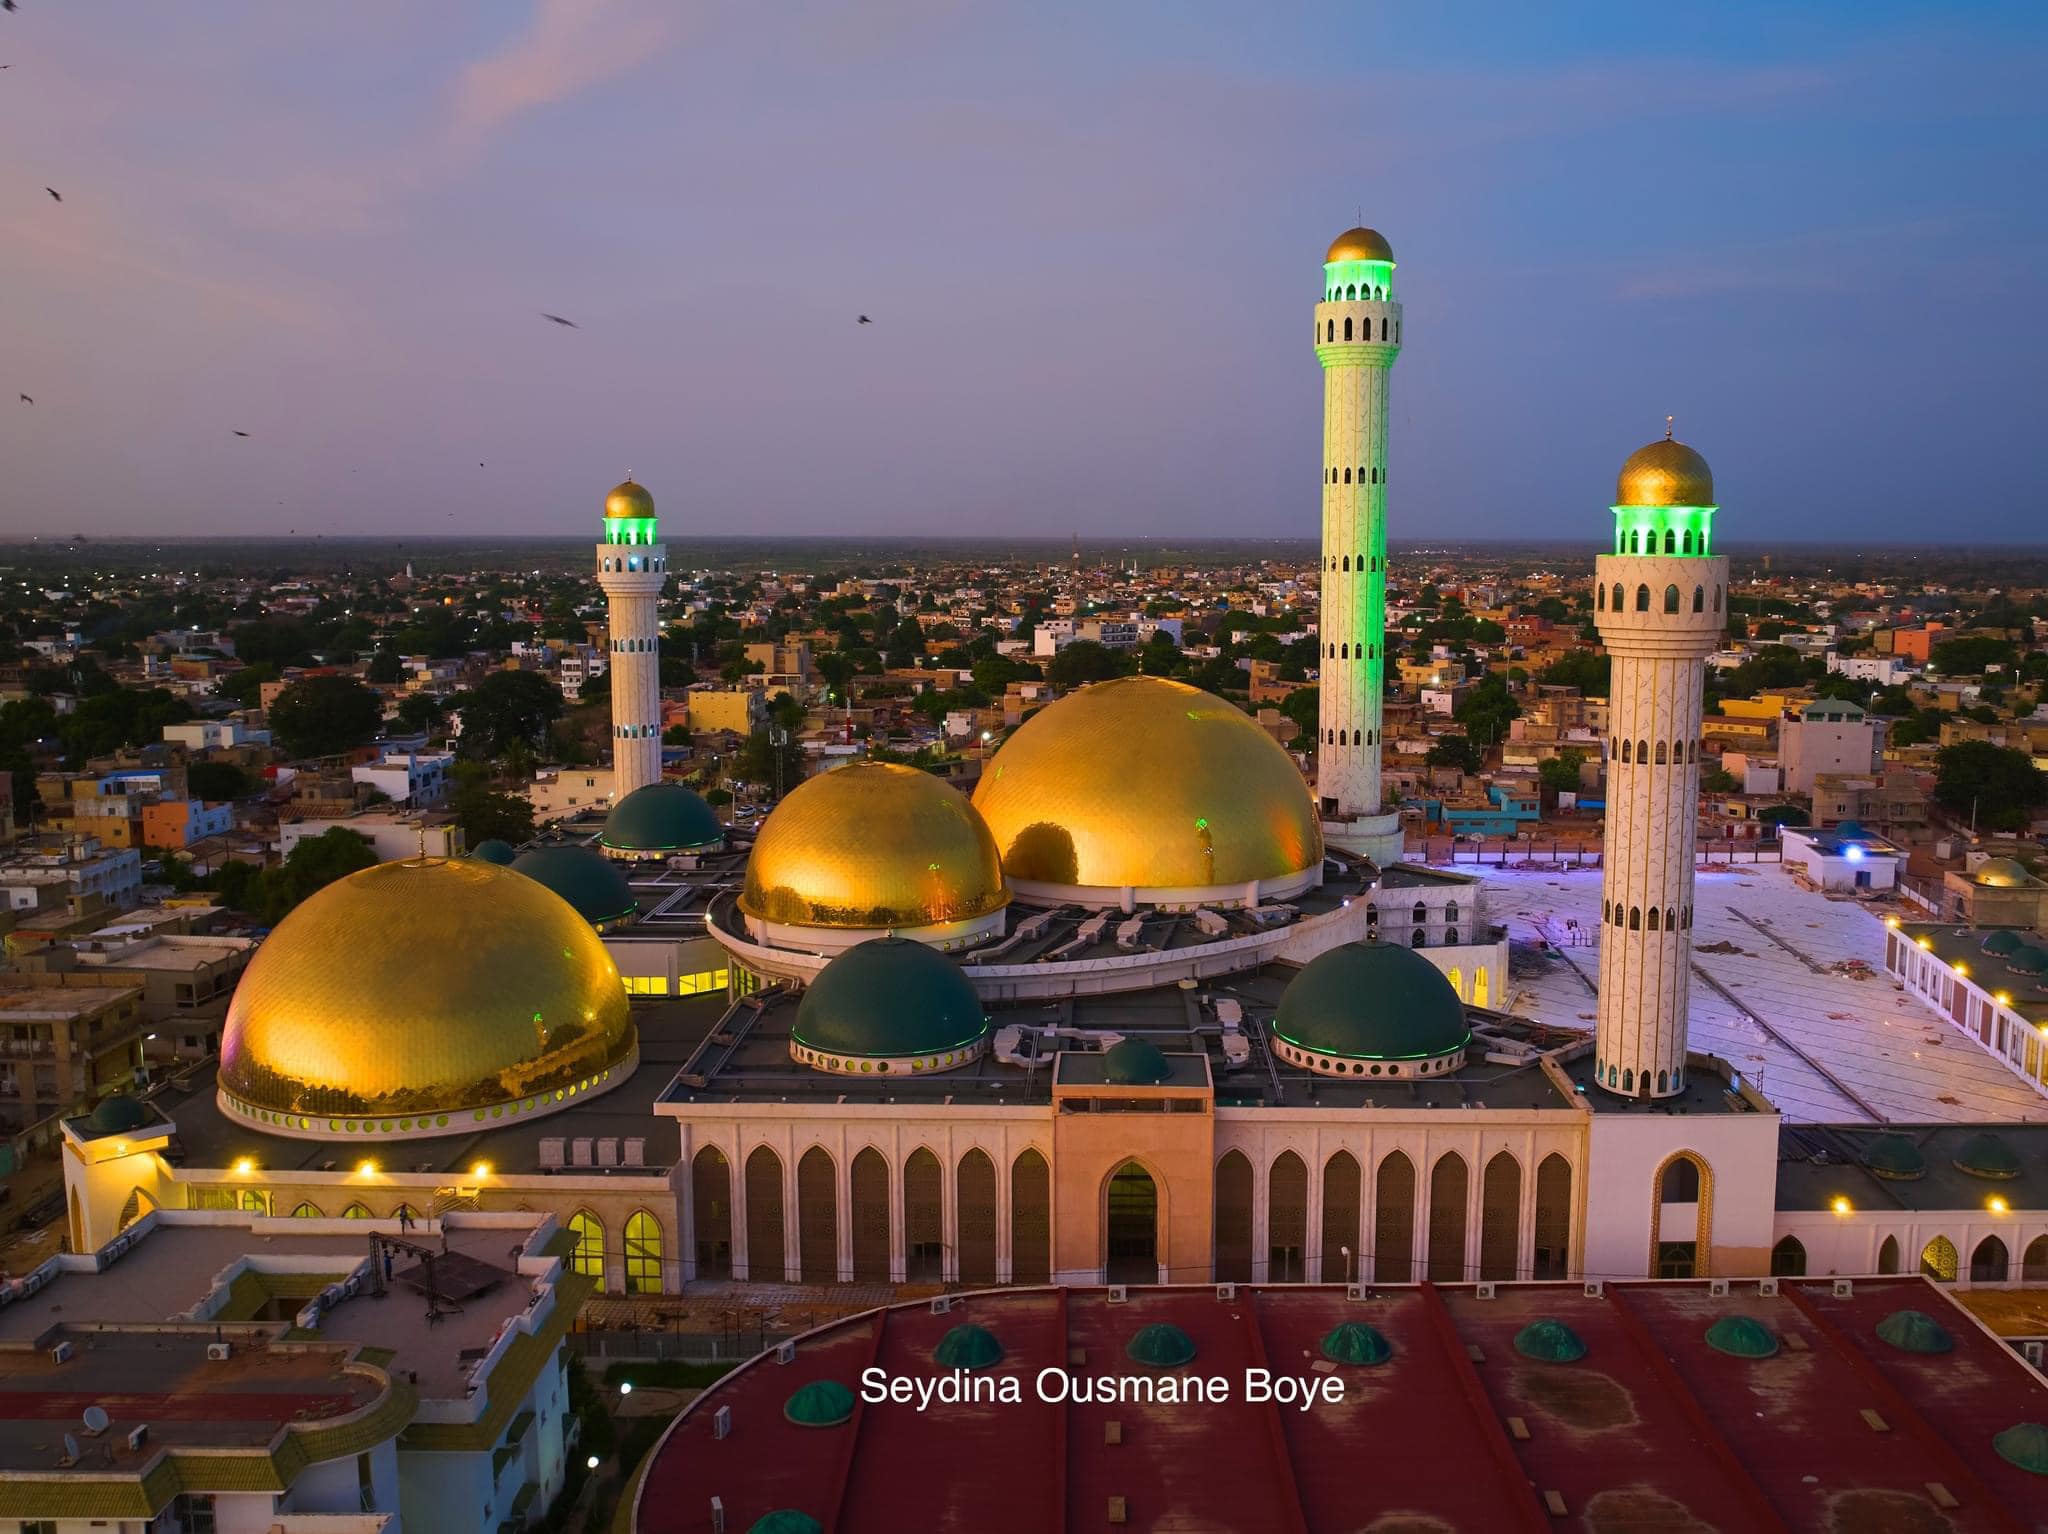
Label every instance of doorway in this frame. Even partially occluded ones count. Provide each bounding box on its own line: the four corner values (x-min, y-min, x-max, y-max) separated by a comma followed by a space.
1105, 1162, 1159, 1284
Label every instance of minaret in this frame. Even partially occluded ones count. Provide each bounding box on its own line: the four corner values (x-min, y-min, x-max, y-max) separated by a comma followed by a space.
1593, 423, 1726, 1098
1314, 226, 1404, 864
595, 477, 667, 799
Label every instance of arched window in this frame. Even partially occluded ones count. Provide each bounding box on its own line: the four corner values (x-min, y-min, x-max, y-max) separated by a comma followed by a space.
567, 1210, 605, 1283
1655, 741, 1668, 764
1427, 1152, 1469, 1282
1622, 739, 1632, 763
1479, 1152, 1521, 1282
903, 1148, 943, 1283
850, 1147, 892, 1282
1969, 1235, 2009, 1283
1380, 317, 1389, 341
1611, 582, 1624, 611
1343, 317, 1353, 341
1713, 584, 1722, 611
2023, 1235, 2048, 1282
1770, 1236, 1807, 1276
1664, 529, 1676, 554
1532, 1154, 1572, 1279
1623, 1069, 1634, 1092
799, 1146, 840, 1283
1663, 584, 1680, 613
290, 1201, 322, 1219
1629, 906, 1641, 930
1631, 530, 1641, 553
745, 1145, 786, 1282
1648, 907, 1660, 931
1321, 1151, 1361, 1282
1877, 1234, 1900, 1274
1374, 1151, 1415, 1283
1682, 528, 1693, 553
1343, 467, 1352, 484
1635, 584, 1650, 612
1598, 584, 1606, 610
1920, 1235, 1959, 1283
1412, 928, 1427, 948
1012, 1148, 1051, 1284
1660, 1157, 1702, 1202
1326, 319, 1335, 342
956, 1149, 998, 1287
1345, 283, 1356, 300
1269, 1151, 1308, 1283
343, 1203, 370, 1219
1213, 1151, 1253, 1282
692, 1146, 732, 1278
624, 1211, 663, 1294
1666, 907, 1676, 931
1692, 585, 1704, 612
1637, 739, 1648, 762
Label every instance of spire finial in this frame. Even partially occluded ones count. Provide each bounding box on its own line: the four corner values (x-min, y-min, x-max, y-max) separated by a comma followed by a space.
1664, 415, 1674, 440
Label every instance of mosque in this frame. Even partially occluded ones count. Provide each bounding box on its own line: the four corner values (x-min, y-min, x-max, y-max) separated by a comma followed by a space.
54, 231, 2047, 1309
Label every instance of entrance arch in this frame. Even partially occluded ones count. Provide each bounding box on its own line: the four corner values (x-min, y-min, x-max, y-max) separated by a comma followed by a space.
1213, 1151, 1253, 1283
691, 1146, 732, 1278
1320, 1152, 1361, 1282
904, 1148, 944, 1282
1104, 1161, 1159, 1284
1012, 1149, 1051, 1284
798, 1147, 839, 1283
956, 1150, 997, 1287
1268, 1152, 1308, 1282
850, 1148, 890, 1282
744, 1146, 785, 1282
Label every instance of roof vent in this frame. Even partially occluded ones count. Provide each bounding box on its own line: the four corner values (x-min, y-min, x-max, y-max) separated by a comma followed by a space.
50, 1341, 74, 1365
206, 1341, 233, 1361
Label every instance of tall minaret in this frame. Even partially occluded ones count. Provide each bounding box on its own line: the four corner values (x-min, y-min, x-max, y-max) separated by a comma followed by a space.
1593, 423, 1726, 1099
1314, 226, 1404, 864
595, 476, 667, 799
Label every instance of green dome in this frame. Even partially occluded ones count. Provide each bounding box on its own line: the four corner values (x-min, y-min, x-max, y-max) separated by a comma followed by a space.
599, 781, 722, 856
1992, 1422, 2048, 1475
747, 1514, 823, 1534
510, 845, 638, 928
85, 1094, 151, 1135
783, 1380, 854, 1427
1981, 929, 2023, 956
1275, 943, 1471, 1061
2005, 946, 2048, 975
1103, 1037, 1170, 1085
1126, 1323, 1197, 1368
472, 838, 517, 865
1953, 1132, 2022, 1180
1704, 1315, 1779, 1358
1864, 1134, 1926, 1181
1321, 1322, 1392, 1366
1514, 1319, 1586, 1363
1875, 1310, 1953, 1354
794, 937, 987, 1059
933, 1323, 1003, 1370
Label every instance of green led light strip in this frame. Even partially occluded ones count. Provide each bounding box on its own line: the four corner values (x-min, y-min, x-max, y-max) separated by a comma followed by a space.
1323, 258, 1395, 301
1610, 504, 1715, 558
603, 517, 659, 546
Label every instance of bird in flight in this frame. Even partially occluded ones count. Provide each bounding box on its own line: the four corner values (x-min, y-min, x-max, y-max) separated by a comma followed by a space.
857, 314, 872, 325
232, 430, 250, 437
17, 394, 30, 405
540, 313, 578, 328
45, 187, 61, 202
1, 3, 16, 15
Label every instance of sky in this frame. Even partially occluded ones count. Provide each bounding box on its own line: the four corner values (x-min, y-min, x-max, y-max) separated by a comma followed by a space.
1, 1, 2044, 543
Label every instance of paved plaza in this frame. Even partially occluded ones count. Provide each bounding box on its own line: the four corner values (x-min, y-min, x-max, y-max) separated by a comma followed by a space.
1478, 862, 2048, 1126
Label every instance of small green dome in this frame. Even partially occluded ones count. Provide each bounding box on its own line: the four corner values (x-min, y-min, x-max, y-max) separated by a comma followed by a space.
1704, 1315, 1779, 1358
2005, 946, 2048, 975
933, 1323, 1003, 1370
747, 1514, 823, 1534
85, 1094, 151, 1135
1980, 929, 2023, 956
1275, 943, 1471, 1061
794, 937, 988, 1059
1992, 1422, 2048, 1475
1126, 1323, 1197, 1368
599, 781, 722, 856
1321, 1322, 1392, 1366
472, 838, 517, 865
1864, 1134, 1926, 1181
1953, 1132, 2022, 1180
1514, 1319, 1586, 1363
1102, 1037, 1170, 1085
783, 1379, 854, 1427
510, 845, 638, 928
1876, 1310, 1953, 1354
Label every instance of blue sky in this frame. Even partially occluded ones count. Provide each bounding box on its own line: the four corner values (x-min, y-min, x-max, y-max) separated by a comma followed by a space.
2, 1, 2043, 540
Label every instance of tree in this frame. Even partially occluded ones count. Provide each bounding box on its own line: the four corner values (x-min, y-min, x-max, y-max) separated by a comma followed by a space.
1537, 651, 1611, 696
1047, 641, 1135, 688
216, 662, 279, 706
1277, 686, 1320, 749
731, 728, 805, 798
1700, 766, 1740, 793
395, 693, 446, 735
449, 774, 536, 847
365, 650, 404, 685
1453, 676, 1520, 748
885, 616, 925, 669
1930, 636, 2016, 677
1934, 740, 2047, 833
1537, 749, 1586, 792
1426, 735, 1482, 774
215, 827, 377, 924
453, 669, 563, 764
268, 674, 382, 760
815, 652, 858, 696
186, 760, 257, 801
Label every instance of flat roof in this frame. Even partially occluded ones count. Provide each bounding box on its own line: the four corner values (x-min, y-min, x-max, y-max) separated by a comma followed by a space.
635, 1278, 2048, 1533
1776, 1122, 2048, 1212
150, 993, 725, 1176
1899, 923, 2048, 1023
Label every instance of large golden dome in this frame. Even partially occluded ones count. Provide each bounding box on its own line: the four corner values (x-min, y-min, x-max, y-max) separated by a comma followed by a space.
971, 676, 1323, 897
604, 477, 655, 520
1616, 432, 1714, 507
740, 762, 1008, 930
1326, 226, 1394, 263
218, 858, 634, 1135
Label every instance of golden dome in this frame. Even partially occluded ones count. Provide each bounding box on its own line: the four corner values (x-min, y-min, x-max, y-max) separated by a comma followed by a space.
1326, 226, 1394, 263
604, 477, 655, 520
218, 858, 633, 1131
1616, 431, 1714, 507
740, 762, 1009, 930
971, 676, 1323, 895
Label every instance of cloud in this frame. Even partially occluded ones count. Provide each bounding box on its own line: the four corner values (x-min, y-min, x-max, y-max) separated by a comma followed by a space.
447, 0, 684, 154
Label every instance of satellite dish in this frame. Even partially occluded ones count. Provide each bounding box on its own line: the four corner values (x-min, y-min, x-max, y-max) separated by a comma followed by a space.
61, 1432, 80, 1462
82, 1405, 109, 1435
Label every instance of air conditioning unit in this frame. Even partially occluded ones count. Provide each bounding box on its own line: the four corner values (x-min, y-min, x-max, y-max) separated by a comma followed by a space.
1583, 1281, 1604, 1298
2023, 1341, 2044, 1370
1758, 1279, 1780, 1298
710, 1496, 726, 1534
1709, 1279, 1730, 1297
1832, 1279, 1854, 1298
50, 1341, 74, 1365
1475, 1282, 1498, 1301
929, 1296, 952, 1315
712, 1405, 731, 1441
206, 1342, 233, 1362
1215, 1284, 1236, 1302
126, 1424, 148, 1452
1346, 1284, 1367, 1301
773, 1341, 795, 1365
1107, 1285, 1128, 1305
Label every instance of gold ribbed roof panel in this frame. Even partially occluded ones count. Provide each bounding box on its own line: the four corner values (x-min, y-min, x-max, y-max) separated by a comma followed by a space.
971, 676, 1323, 891
740, 761, 1009, 929
1326, 226, 1394, 263
218, 858, 632, 1120
1616, 435, 1714, 507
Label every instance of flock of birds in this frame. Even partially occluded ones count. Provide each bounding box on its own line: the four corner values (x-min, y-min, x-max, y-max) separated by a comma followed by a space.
7, 0, 879, 526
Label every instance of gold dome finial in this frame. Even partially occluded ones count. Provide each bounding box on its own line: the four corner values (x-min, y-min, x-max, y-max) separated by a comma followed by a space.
604, 476, 655, 521
1616, 428, 1714, 508
1665, 415, 1674, 440
1326, 226, 1394, 264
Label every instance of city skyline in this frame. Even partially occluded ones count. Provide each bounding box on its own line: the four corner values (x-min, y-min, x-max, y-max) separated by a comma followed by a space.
3, 2, 2046, 541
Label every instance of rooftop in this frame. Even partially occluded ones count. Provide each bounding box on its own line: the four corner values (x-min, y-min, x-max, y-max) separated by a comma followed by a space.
1776, 1122, 2048, 1212
1899, 923, 2048, 1023
634, 1278, 2048, 1533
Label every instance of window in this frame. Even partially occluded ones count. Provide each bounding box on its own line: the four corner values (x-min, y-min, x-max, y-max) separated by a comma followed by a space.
624, 1210, 663, 1293
567, 1210, 605, 1283
1343, 317, 1353, 341
1629, 907, 1641, 930
290, 1201, 322, 1218
1598, 584, 1606, 610
1657, 1242, 1697, 1279
171, 1495, 219, 1534
1660, 1157, 1701, 1202
1692, 585, 1704, 612
1920, 1235, 1959, 1283
1771, 1237, 1806, 1276
1635, 584, 1650, 612
1663, 529, 1676, 553
1663, 584, 1680, 613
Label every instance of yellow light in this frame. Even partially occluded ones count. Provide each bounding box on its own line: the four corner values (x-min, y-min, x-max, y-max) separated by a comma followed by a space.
234, 1157, 255, 1176
1883, 915, 1900, 929
1989, 1196, 2009, 1215
1995, 992, 2013, 1007
1831, 1196, 1852, 1215
471, 1161, 491, 1180
1953, 961, 1968, 976
356, 1160, 377, 1178
1915, 936, 1933, 950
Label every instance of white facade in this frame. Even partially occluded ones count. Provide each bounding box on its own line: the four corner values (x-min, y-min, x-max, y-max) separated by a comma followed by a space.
596, 541, 667, 799
1593, 553, 1727, 1099
526, 766, 617, 822
350, 750, 452, 807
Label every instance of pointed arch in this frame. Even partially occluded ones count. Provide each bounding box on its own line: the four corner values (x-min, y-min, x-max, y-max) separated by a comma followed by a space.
1320, 1151, 1361, 1282
956, 1149, 998, 1287
1877, 1234, 1900, 1274
692, 1145, 732, 1278
1770, 1236, 1807, 1277
1649, 1150, 1711, 1278
1011, 1148, 1051, 1284
1427, 1152, 1469, 1281
849, 1146, 889, 1282
1479, 1151, 1521, 1281
342, 1202, 371, 1219
566, 1209, 605, 1284
289, 1200, 322, 1219
624, 1210, 664, 1294
904, 1147, 944, 1282
1532, 1154, 1572, 1279
1969, 1235, 2008, 1283
1269, 1151, 1308, 1282
1214, 1150, 1254, 1283
1374, 1151, 1415, 1284
2022, 1235, 2048, 1281
1920, 1234, 1958, 1282
745, 1145, 787, 1282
